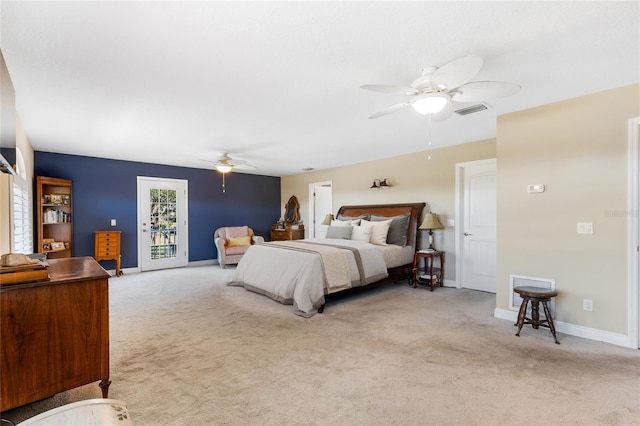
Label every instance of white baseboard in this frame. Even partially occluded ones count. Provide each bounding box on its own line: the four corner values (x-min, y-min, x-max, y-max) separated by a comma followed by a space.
104, 267, 140, 277
442, 279, 456, 288
188, 259, 216, 267
105, 261, 217, 277
494, 308, 635, 349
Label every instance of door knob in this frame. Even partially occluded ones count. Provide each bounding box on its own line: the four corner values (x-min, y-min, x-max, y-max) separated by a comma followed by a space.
464, 232, 472, 236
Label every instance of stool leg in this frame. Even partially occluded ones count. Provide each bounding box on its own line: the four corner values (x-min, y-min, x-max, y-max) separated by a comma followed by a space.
542, 301, 560, 344
530, 300, 541, 329
515, 298, 529, 337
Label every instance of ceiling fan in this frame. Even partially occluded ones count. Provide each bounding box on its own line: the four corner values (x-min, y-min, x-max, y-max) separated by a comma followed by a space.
361, 55, 521, 121
204, 152, 256, 193
210, 152, 256, 173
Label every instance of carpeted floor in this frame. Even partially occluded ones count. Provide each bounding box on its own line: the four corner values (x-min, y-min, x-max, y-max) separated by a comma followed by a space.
2, 265, 639, 425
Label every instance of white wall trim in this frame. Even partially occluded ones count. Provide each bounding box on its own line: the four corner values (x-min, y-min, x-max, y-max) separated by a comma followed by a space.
494, 308, 634, 348
104, 266, 140, 276
628, 117, 640, 349
189, 259, 216, 267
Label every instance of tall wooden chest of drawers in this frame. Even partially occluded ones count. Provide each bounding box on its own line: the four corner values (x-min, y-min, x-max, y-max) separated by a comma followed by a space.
94, 231, 122, 276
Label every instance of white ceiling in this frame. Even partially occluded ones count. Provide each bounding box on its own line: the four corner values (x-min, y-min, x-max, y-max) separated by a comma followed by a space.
1, 1, 638, 177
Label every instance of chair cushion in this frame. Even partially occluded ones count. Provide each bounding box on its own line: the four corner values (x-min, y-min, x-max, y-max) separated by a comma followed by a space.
225, 245, 250, 255
223, 226, 250, 239
228, 236, 251, 247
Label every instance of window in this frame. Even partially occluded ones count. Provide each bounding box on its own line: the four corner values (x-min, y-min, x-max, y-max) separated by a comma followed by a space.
12, 175, 32, 254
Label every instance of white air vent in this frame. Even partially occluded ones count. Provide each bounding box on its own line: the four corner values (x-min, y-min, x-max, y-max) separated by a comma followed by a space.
509, 274, 556, 316
454, 103, 489, 116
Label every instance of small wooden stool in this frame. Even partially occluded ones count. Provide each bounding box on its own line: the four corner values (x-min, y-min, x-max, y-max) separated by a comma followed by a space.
514, 286, 559, 344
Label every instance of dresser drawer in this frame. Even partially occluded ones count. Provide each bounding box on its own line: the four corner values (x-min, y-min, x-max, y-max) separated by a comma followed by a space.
96, 248, 117, 256
96, 235, 120, 244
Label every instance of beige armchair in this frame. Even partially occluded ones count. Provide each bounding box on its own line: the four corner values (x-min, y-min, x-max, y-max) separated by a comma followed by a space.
214, 226, 264, 268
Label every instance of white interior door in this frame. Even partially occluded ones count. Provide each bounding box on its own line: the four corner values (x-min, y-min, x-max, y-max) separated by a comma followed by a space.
459, 160, 497, 293
138, 177, 188, 271
308, 181, 332, 238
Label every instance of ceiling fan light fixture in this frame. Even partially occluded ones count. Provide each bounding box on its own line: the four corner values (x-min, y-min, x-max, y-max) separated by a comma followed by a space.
215, 164, 233, 173
412, 93, 449, 115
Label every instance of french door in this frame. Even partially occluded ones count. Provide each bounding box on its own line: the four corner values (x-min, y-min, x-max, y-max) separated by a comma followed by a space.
137, 177, 188, 271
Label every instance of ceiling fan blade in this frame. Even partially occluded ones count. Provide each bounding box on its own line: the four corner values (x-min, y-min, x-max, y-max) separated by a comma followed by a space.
368, 102, 411, 119
360, 84, 418, 95
233, 163, 257, 170
431, 100, 453, 122
430, 55, 483, 90
452, 81, 521, 102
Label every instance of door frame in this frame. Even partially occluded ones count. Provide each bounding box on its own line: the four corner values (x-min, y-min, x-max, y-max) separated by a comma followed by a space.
454, 158, 497, 290
137, 176, 189, 271
628, 117, 639, 349
308, 181, 333, 238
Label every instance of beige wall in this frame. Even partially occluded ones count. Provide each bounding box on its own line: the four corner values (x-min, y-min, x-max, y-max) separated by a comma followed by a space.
497, 84, 640, 334
282, 138, 496, 281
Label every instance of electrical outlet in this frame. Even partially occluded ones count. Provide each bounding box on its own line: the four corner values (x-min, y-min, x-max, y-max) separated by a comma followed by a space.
583, 299, 593, 312
111, 219, 117, 226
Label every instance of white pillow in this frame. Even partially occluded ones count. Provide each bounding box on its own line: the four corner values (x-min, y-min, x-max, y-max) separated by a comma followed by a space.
360, 219, 392, 245
331, 219, 353, 227
350, 224, 373, 242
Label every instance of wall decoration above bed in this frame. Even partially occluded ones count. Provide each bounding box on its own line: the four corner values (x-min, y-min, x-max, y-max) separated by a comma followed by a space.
229, 202, 426, 317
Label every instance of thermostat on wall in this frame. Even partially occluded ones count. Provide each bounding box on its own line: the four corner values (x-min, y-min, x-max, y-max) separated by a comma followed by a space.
527, 184, 545, 193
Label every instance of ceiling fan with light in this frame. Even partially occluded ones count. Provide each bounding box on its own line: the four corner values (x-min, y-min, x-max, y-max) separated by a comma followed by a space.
204, 152, 256, 192
211, 152, 256, 173
361, 55, 521, 121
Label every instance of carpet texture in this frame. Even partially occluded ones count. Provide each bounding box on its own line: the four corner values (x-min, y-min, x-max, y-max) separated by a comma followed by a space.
2, 265, 639, 425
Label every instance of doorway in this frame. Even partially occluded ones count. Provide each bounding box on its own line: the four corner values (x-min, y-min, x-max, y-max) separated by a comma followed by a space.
137, 177, 189, 271
455, 159, 497, 293
308, 181, 332, 238
628, 117, 640, 349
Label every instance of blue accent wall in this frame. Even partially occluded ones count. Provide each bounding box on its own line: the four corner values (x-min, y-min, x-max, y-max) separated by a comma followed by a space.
34, 152, 280, 269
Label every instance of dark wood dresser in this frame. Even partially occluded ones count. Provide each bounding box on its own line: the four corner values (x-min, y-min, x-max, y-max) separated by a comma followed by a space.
0, 257, 111, 411
270, 224, 305, 241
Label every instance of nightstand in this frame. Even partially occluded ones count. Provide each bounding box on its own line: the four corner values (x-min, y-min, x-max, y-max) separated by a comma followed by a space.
412, 250, 444, 291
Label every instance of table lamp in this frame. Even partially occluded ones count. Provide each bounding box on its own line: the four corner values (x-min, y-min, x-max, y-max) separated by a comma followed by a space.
321, 214, 334, 225
419, 212, 445, 250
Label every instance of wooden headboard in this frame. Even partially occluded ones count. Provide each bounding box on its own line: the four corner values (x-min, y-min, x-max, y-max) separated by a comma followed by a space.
337, 203, 426, 249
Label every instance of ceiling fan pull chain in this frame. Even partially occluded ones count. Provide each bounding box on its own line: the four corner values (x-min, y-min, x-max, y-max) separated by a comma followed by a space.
222, 172, 226, 193
426, 114, 432, 161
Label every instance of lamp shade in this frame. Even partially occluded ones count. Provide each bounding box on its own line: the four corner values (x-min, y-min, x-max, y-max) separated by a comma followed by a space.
321, 214, 334, 225
419, 213, 444, 230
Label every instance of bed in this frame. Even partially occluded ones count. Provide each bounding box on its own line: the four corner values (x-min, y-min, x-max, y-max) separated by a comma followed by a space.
228, 203, 425, 317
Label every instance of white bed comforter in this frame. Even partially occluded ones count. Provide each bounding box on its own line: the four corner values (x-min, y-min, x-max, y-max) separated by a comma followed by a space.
228, 238, 388, 317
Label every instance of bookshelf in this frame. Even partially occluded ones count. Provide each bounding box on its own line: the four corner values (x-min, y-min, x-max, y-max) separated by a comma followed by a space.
36, 176, 73, 259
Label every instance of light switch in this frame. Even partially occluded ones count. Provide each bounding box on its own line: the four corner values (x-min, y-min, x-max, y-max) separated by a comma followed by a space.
577, 222, 593, 234
111, 219, 117, 226
447, 219, 455, 227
